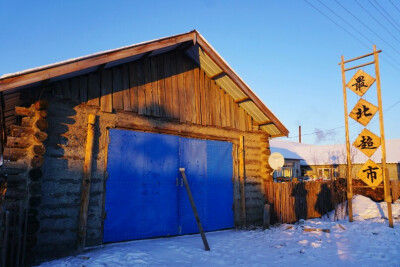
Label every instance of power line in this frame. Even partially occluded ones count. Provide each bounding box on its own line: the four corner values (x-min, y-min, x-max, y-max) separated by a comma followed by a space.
333, 0, 400, 59
355, 0, 400, 45
317, 0, 376, 45
318, 0, 400, 69
373, 0, 400, 31
368, 0, 400, 35
388, 0, 400, 15
307, 0, 400, 71
303, 0, 371, 50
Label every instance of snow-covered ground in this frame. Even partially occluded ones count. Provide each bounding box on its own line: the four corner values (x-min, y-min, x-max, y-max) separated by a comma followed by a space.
39, 195, 400, 267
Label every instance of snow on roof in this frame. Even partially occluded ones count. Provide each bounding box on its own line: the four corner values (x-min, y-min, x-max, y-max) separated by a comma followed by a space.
270, 139, 400, 165
0, 31, 193, 80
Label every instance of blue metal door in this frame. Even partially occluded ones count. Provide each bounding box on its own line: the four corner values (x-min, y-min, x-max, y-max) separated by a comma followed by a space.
204, 140, 234, 231
103, 130, 179, 242
178, 137, 207, 235
178, 138, 234, 234
103, 130, 233, 243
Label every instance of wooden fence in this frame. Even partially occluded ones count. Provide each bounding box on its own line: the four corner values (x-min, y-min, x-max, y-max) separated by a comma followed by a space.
0, 200, 28, 267
265, 179, 400, 224
264, 180, 346, 224
391, 180, 400, 202
0, 177, 29, 267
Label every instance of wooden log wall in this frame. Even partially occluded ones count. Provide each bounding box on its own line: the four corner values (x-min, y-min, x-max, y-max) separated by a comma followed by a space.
47, 50, 256, 133
2, 91, 21, 130
242, 135, 270, 225
0, 100, 48, 265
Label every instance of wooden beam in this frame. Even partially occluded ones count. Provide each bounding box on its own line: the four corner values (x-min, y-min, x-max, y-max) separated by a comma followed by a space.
234, 97, 251, 104
340, 55, 353, 223
210, 71, 226, 80
338, 49, 381, 65
78, 114, 96, 251
374, 45, 393, 228
15, 106, 34, 117
6, 136, 31, 148
0, 32, 195, 91
344, 60, 375, 72
255, 121, 274, 127
179, 168, 210, 251
179, 41, 194, 52
239, 136, 246, 227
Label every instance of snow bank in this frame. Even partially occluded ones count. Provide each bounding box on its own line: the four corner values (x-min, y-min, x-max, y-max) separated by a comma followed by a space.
38, 195, 400, 267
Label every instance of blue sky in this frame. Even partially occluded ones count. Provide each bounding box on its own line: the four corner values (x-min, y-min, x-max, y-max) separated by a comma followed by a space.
1, 0, 399, 145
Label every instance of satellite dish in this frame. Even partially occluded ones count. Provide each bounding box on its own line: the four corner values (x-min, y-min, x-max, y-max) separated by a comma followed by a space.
268, 152, 284, 170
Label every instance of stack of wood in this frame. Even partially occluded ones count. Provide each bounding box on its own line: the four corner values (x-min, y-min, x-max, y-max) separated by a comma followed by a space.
5, 100, 48, 168
352, 178, 400, 202
1, 100, 49, 264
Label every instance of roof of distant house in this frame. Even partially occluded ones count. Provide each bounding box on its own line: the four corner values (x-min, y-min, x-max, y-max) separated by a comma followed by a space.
270, 139, 400, 165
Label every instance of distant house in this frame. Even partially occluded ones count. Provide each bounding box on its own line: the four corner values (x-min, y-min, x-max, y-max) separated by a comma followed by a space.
269, 140, 302, 180
270, 139, 400, 181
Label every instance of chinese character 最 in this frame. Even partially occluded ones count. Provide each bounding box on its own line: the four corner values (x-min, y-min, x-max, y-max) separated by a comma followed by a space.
352, 76, 368, 91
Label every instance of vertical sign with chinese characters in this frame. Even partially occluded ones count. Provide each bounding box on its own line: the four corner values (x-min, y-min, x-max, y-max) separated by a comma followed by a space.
340, 45, 393, 227
346, 70, 382, 189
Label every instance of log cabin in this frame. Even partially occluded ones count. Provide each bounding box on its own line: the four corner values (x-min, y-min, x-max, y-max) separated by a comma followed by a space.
0, 30, 288, 264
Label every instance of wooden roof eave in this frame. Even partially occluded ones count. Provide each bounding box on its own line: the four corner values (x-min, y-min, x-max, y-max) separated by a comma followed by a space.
0, 30, 288, 137
0, 31, 196, 92
194, 32, 289, 137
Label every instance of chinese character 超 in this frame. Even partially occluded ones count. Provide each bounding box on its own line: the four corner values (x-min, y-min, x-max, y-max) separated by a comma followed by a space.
357, 136, 377, 150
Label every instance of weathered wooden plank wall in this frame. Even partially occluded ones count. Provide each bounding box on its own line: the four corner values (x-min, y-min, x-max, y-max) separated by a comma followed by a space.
265, 181, 347, 224
48, 50, 255, 133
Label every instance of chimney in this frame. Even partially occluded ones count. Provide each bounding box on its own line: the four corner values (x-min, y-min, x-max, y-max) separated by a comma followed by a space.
299, 126, 302, 143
